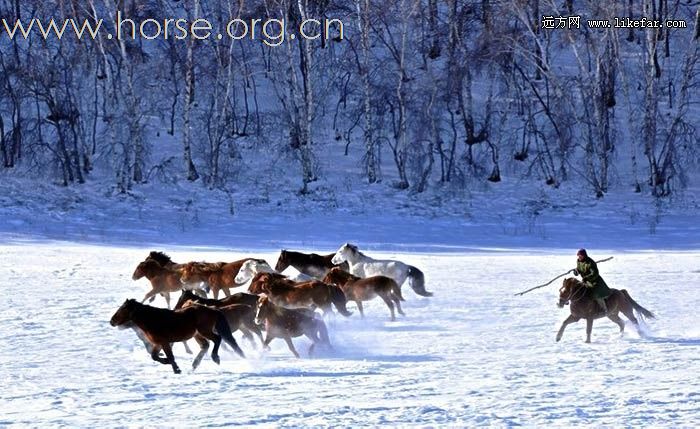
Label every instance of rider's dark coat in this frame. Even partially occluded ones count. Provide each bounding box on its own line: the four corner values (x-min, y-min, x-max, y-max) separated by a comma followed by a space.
576, 256, 612, 299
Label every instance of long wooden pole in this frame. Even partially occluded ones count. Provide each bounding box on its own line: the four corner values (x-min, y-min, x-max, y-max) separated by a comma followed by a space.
514, 256, 614, 296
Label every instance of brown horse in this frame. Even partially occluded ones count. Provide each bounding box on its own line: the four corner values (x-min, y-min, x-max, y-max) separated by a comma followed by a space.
132, 258, 190, 308
275, 250, 349, 280
247, 272, 292, 294
254, 295, 332, 358
322, 267, 405, 321
179, 259, 263, 299
557, 277, 655, 343
247, 272, 352, 317
110, 299, 245, 374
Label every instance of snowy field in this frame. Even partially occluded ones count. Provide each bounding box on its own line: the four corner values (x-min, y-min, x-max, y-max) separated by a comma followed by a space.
1, 242, 698, 426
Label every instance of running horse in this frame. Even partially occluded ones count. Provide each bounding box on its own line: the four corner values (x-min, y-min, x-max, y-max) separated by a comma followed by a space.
254, 295, 332, 358
556, 277, 655, 343
174, 290, 265, 347
322, 267, 405, 321
110, 299, 245, 374
274, 250, 349, 280
179, 258, 264, 299
332, 243, 433, 297
247, 272, 353, 317
132, 258, 194, 308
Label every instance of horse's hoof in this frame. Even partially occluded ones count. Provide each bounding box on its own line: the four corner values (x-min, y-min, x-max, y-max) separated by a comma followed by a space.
555, 336, 561, 342
174, 368, 182, 374
585, 340, 591, 344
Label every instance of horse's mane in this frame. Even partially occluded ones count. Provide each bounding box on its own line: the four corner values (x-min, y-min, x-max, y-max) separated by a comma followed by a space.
148, 251, 173, 265
563, 277, 585, 289
327, 268, 359, 283
345, 243, 368, 258
188, 261, 225, 273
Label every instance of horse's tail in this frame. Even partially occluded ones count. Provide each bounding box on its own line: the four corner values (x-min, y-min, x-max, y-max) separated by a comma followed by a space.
389, 278, 405, 302
328, 284, 353, 317
214, 312, 246, 358
622, 289, 655, 319
407, 266, 433, 297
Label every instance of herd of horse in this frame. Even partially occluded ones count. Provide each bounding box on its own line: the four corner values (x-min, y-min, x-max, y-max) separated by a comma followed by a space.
111, 243, 655, 374
111, 243, 433, 373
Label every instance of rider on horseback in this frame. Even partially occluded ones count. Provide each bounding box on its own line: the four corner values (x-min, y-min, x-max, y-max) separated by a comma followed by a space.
573, 249, 612, 314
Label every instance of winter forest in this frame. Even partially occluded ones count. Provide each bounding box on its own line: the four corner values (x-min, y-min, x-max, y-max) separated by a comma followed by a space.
1, 0, 698, 201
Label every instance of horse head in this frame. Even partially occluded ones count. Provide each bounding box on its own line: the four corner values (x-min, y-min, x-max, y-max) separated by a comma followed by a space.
332, 243, 357, 265
174, 289, 198, 310
236, 259, 273, 284
322, 267, 352, 286
132, 260, 151, 280
275, 250, 290, 272
254, 295, 270, 326
558, 278, 581, 308
110, 299, 138, 328
179, 262, 200, 284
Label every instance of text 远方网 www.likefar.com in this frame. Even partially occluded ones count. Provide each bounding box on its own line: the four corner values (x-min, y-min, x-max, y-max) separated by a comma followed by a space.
541, 15, 688, 30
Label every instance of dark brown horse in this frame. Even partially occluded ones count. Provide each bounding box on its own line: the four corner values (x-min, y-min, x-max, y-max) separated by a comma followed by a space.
557, 277, 655, 343
110, 299, 245, 373
275, 250, 349, 280
247, 272, 352, 317
132, 258, 188, 308
322, 267, 405, 321
179, 258, 263, 299
174, 290, 264, 347
254, 295, 332, 358
180, 301, 264, 348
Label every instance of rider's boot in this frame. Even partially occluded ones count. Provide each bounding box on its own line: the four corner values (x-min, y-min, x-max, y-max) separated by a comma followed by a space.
596, 297, 608, 315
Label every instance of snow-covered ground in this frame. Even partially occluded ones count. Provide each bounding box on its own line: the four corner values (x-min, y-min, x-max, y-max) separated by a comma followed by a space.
0, 242, 697, 426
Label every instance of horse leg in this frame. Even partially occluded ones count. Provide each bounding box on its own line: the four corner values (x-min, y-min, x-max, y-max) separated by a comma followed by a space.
304, 328, 322, 357
243, 318, 266, 348
150, 345, 169, 364
262, 333, 274, 351
378, 294, 396, 321
608, 313, 625, 334
585, 318, 594, 343
164, 292, 171, 309
198, 330, 222, 365
161, 343, 181, 374
356, 301, 365, 318
181, 341, 193, 354
251, 325, 265, 348
283, 336, 300, 358
239, 326, 257, 347
556, 314, 579, 342
212, 286, 220, 300
141, 288, 160, 305
191, 334, 209, 371
222, 288, 231, 297
393, 295, 405, 316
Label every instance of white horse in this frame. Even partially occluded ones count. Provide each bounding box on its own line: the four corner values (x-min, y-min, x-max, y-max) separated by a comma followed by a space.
235, 259, 313, 286
331, 243, 433, 297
